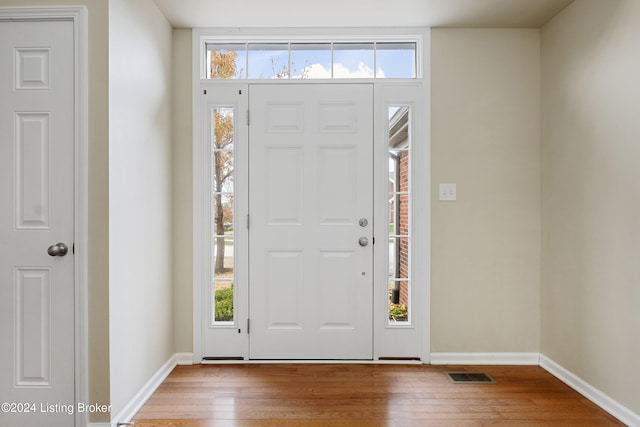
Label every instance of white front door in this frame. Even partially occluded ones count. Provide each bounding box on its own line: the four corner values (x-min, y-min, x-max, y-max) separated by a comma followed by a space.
249, 84, 374, 359
0, 20, 75, 425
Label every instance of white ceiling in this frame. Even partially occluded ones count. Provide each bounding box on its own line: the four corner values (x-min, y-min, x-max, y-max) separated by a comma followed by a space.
153, 0, 574, 29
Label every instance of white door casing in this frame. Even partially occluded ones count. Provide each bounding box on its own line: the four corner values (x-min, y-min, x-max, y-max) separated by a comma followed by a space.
248, 84, 374, 360
0, 18, 77, 426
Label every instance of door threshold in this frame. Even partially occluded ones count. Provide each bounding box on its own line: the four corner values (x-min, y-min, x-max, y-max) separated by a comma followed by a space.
201, 358, 422, 365
203, 356, 244, 361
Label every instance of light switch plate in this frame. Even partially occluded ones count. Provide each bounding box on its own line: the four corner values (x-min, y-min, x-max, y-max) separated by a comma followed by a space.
439, 183, 457, 201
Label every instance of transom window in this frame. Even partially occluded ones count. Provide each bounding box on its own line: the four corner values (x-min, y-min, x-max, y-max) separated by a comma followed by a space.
205, 41, 417, 80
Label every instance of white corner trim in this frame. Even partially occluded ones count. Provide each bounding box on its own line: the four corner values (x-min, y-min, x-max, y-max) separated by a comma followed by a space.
110, 353, 186, 427
175, 352, 194, 365
430, 352, 540, 365
540, 354, 640, 427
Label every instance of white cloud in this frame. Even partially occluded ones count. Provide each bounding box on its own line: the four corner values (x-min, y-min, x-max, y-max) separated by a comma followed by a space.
333, 62, 375, 78
300, 63, 331, 78
298, 61, 383, 79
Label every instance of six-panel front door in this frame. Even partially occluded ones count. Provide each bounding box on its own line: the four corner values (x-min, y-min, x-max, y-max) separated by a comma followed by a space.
0, 20, 75, 426
249, 84, 374, 359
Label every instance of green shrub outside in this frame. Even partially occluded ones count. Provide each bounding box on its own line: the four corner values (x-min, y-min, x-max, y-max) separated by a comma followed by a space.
215, 285, 234, 321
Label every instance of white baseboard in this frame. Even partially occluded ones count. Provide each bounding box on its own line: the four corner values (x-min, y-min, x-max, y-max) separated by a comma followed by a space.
430, 352, 540, 365
87, 424, 111, 427
540, 354, 640, 427
109, 352, 190, 427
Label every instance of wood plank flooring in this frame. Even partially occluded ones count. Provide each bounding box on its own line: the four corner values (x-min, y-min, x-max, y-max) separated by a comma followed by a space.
132, 364, 624, 426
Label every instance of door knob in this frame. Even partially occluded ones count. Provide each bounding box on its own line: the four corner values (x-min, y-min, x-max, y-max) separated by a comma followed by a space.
47, 242, 68, 257
358, 237, 369, 247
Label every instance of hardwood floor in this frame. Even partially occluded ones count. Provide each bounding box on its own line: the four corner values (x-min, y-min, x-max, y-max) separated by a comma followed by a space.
132, 364, 623, 426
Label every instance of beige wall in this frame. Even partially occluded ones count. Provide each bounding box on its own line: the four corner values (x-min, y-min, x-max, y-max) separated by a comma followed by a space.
541, 0, 640, 415
431, 29, 541, 353
172, 29, 194, 353
108, 0, 174, 418
0, 0, 111, 421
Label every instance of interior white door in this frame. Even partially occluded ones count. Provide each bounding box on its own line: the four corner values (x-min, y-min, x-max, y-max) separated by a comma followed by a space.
249, 84, 374, 359
0, 20, 75, 426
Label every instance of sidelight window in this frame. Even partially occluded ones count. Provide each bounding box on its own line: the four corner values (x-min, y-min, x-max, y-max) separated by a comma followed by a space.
388, 106, 411, 324
211, 106, 236, 325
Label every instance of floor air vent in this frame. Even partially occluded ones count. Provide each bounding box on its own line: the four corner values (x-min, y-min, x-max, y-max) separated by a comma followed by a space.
445, 372, 495, 384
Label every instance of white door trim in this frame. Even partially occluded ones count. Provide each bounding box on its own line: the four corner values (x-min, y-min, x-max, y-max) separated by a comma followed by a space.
0, 6, 89, 426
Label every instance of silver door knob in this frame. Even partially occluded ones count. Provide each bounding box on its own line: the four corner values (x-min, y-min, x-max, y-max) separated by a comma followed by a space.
358, 237, 369, 247
47, 242, 68, 257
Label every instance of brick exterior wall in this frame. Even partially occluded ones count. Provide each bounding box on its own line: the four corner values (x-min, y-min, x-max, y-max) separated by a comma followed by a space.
398, 151, 410, 307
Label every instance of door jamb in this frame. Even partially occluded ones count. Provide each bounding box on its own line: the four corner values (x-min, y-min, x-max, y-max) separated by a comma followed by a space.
0, 6, 89, 426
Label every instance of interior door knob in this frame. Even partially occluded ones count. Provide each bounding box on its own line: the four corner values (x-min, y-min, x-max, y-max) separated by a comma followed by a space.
358, 237, 369, 247
47, 242, 68, 257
